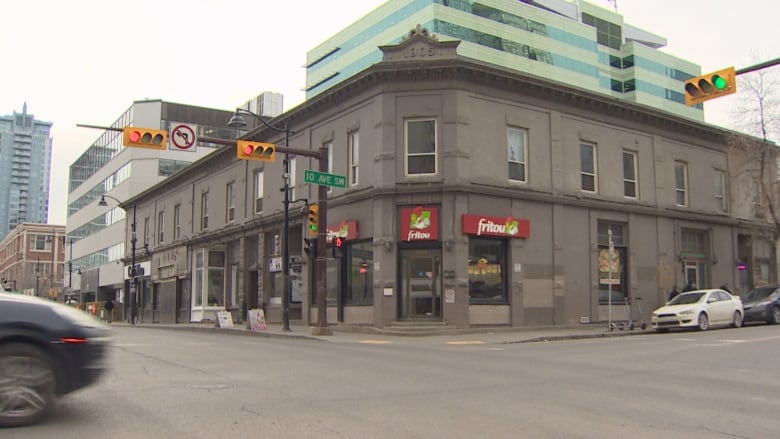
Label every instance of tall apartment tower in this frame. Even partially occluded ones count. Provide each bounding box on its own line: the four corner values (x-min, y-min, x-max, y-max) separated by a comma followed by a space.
0, 103, 53, 241
305, 0, 703, 121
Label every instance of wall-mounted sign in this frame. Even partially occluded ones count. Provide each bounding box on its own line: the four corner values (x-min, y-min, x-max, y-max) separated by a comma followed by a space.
462, 214, 530, 238
400, 206, 439, 241
325, 220, 359, 243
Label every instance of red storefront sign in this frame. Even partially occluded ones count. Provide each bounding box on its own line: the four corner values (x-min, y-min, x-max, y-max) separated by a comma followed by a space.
462, 214, 530, 238
325, 220, 359, 243
400, 206, 439, 241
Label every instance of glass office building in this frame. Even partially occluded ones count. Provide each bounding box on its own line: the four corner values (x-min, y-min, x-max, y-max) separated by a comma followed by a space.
306, 0, 703, 121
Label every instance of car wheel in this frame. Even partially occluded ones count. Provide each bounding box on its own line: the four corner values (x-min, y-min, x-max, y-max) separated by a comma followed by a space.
697, 313, 709, 331
731, 311, 743, 328
770, 306, 780, 325
0, 344, 56, 428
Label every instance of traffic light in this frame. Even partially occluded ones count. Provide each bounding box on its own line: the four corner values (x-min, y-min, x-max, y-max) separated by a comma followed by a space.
122, 127, 168, 150
307, 204, 319, 237
684, 66, 737, 106
236, 140, 275, 162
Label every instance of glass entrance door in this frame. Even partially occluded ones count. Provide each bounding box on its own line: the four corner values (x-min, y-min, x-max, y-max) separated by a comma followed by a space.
400, 249, 441, 320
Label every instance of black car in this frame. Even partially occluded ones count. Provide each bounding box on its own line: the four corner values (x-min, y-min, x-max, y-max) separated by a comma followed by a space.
742, 284, 780, 325
0, 292, 111, 427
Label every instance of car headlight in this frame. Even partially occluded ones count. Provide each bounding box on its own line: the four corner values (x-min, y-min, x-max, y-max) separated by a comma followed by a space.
678, 309, 694, 315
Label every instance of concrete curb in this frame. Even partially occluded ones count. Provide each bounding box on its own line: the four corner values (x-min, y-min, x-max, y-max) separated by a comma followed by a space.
111, 321, 655, 344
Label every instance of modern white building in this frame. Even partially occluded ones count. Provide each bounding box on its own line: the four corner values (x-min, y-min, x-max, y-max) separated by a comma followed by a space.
65, 99, 244, 306
305, 0, 703, 121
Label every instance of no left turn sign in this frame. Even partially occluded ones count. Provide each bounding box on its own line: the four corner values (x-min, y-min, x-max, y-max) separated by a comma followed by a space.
171, 124, 197, 150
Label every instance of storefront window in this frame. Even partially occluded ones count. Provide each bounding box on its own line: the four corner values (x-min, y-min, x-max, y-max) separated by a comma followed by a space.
207, 251, 225, 306
468, 238, 507, 303
598, 222, 628, 304
194, 252, 203, 307
347, 241, 373, 305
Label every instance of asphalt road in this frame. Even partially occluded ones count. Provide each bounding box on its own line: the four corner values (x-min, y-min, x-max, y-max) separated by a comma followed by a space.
7, 324, 780, 439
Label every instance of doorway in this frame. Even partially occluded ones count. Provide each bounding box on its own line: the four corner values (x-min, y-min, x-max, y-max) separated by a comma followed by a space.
400, 249, 441, 320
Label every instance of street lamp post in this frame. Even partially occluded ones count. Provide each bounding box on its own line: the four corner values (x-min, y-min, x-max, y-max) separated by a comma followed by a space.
228, 109, 293, 331
99, 194, 137, 324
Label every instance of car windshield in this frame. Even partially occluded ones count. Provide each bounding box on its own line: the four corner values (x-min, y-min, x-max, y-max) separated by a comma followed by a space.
669, 292, 705, 305
744, 286, 778, 301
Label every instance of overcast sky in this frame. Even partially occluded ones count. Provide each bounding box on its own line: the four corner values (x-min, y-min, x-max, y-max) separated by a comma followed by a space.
1, 0, 777, 225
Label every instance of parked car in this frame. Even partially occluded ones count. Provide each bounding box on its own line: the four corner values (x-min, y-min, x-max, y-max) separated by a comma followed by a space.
741, 284, 780, 325
651, 289, 743, 333
0, 292, 111, 427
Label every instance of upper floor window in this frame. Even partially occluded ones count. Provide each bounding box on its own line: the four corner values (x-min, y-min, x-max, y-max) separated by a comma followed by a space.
507, 128, 527, 183
143, 217, 150, 246
173, 205, 181, 240
226, 182, 235, 222
623, 150, 637, 198
31, 235, 51, 251
753, 177, 761, 206
254, 171, 264, 214
157, 211, 165, 243
675, 161, 688, 206
348, 132, 359, 186
201, 192, 209, 230
714, 170, 727, 212
288, 159, 297, 202
580, 142, 597, 192
406, 119, 436, 175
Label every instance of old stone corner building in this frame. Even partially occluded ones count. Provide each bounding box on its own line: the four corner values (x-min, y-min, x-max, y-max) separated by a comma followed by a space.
120, 28, 776, 329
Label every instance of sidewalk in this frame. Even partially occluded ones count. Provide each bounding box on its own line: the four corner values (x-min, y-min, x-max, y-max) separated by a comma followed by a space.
110, 320, 653, 344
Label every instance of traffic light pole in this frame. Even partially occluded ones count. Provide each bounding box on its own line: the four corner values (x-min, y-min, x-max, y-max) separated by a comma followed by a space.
281, 126, 291, 331
130, 203, 138, 325
312, 144, 331, 335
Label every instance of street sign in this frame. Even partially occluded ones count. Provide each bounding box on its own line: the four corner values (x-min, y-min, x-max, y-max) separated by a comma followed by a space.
304, 169, 347, 188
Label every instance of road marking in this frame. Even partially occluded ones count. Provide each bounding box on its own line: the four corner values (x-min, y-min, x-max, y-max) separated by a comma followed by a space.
446, 340, 486, 345
358, 340, 393, 344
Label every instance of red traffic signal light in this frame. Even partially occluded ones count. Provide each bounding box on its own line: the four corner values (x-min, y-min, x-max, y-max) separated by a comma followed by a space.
684, 66, 737, 106
122, 127, 168, 150
236, 140, 276, 162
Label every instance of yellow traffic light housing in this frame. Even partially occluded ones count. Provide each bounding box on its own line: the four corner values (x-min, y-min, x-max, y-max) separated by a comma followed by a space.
123, 127, 169, 150
307, 204, 319, 237
236, 140, 276, 162
684, 66, 737, 106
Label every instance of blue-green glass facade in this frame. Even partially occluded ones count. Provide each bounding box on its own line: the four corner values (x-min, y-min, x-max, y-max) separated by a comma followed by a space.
306, 0, 703, 120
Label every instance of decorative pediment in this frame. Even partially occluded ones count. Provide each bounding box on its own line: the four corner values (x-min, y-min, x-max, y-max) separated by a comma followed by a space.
379, 24, 460, 62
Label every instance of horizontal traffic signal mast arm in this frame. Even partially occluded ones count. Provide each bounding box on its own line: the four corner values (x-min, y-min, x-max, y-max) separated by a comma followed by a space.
198, 136, 323, 159
735, 56, 780, 75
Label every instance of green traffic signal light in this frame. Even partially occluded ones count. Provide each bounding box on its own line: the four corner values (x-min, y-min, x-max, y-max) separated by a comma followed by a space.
712, 75, 728, 90
684, 66, 737, 106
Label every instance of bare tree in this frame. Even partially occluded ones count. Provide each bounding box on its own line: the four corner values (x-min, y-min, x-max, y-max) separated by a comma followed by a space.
728, 59, 780, 284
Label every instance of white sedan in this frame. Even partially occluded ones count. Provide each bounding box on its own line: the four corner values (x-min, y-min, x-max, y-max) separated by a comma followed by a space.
651, 289, 743, 332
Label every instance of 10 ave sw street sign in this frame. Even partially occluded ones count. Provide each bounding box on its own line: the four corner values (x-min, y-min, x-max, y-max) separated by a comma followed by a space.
304, 169, 347, 188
